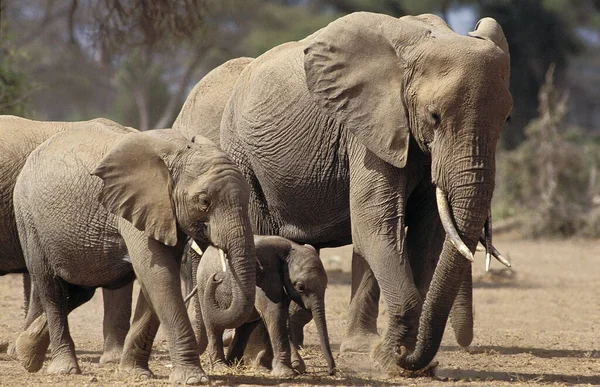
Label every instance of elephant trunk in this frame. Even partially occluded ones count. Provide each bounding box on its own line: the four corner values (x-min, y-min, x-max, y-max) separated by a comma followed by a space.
398, 156, 494, 370
310, 296, 336, 375
202, 212, 256, 329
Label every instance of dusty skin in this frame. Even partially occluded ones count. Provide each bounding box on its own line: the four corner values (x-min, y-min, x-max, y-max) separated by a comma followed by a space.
1, 238, 599, 386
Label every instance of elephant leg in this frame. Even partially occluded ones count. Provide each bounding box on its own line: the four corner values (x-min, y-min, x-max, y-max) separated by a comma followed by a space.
8, 277, 41, 360
225, 320, 259, 364
204, 322, 226, 370
100, 283, 133, 364
259, 299, 294, 377
349, 146, 421, 372
119, 287, 159, 378
449, 267, 474, 347
121, 230, 207, 385
341, 250, 380, 353
245, 321, 273, 372
16, 280, 94, 373
42, 281, 92, 374
288, 303, 311, 373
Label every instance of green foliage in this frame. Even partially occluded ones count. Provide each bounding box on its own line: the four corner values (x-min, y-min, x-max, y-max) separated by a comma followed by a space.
0, 22, 31, 116
480, 0, 581, 149
494, 67, 600, 237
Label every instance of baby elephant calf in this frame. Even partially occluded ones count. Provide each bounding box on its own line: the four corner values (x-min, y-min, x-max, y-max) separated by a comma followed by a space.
195, 235, 335, 376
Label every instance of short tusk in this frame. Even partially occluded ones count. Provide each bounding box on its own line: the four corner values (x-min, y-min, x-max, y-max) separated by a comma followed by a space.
219, 249, 227, 272
436, 187, 474, 262
183, 285, 198, 306
478, 235, 511, 268
190, 240, 203, 256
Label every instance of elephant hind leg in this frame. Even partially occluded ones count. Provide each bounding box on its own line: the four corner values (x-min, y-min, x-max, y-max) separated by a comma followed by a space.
38, 278, 85, 374
100, 283, 133, 365
16, 281, 94, 372
341, 250, 380, 353
225, 320, 260, 365
119, 287, 159, 378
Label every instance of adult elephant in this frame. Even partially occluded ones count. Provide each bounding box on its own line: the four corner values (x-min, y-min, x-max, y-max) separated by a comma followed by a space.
13, 127, 256, 384
175, 12, 512, 371
0, 116, 133, 365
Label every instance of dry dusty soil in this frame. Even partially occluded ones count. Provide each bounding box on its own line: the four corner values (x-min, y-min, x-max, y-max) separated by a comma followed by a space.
1, 238, 599, 386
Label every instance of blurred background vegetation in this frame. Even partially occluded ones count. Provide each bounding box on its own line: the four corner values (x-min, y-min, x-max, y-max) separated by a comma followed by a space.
1, 0, 600, 238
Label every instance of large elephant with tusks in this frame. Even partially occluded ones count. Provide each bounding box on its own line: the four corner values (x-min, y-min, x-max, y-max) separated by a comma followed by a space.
174, 12, 512, 371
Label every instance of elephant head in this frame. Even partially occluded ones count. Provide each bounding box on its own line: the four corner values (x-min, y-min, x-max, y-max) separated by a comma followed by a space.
93, 131, 257, 324
304, 13, 512, 369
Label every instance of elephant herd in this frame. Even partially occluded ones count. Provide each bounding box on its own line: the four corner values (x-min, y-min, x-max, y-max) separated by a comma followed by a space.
0, 12, 513, 384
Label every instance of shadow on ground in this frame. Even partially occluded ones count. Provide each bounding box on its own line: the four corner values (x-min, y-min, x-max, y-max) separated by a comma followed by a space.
442, 345, 600, 359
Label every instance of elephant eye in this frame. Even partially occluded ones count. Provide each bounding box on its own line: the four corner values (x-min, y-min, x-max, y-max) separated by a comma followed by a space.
430, 111, 441, 127
426, 105, 441, 127
196, 192, 212, 211
295, 282, 306, 293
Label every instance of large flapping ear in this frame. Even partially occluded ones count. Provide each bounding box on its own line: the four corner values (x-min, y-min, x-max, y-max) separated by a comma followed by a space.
304, 12, 428, 168
468, 18, 510, 85
92, 132, 179, 246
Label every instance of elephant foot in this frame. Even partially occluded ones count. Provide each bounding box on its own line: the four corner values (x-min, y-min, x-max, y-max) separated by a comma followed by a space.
6, 341, 17, 358
370, 340, 438, 377
119, 362, 155, 379
169, 366, 209, 385
15, 316, 50, 373
270, 363, 296, 378
291, 356, 306, 374
340, 332, 379, 353
222, 329, 235, 347
47, 355, 80, 374
99, 348, 122, 365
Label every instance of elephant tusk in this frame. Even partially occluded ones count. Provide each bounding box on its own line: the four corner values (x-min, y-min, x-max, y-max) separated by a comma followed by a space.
478, 235, 511, 268
190, 240, 203, 256
183, 285, 198, 306
219, 249, 227, 272
436, 187, 474, 262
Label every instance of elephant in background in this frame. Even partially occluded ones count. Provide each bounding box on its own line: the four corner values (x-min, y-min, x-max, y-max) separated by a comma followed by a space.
192, 235, 335, 376
175, 11, 512, 372
13, 127, 256, 384
0, 115, 134, 365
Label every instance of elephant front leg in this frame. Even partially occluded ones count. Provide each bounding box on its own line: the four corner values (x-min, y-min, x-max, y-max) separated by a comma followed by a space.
259, 300, 295, 377
122, 233, 207, 385
288, 303, 312, 373
341, 250, 380, 353
349, 147, 422, 372
100, 283, 133, 364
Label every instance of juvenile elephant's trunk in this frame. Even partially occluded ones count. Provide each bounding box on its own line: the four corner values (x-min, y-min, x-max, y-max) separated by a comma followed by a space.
310, 296, 336, 375
202, 215, 256, 329
398, 157, 493, 370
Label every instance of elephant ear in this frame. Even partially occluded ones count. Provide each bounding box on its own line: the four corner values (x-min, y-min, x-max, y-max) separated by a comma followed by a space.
304, 12, 423, 168
468, 18, 510, 86
92, 132, 178, 246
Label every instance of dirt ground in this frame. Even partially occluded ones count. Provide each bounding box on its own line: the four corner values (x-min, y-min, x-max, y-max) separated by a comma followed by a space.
1, 238, 599, 386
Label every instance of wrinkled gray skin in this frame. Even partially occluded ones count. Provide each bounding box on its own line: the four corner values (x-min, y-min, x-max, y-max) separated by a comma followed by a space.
13, 127, 256, 384
175, 12, 512, 371
0, 116, 133, 365
194, 235, 334, 376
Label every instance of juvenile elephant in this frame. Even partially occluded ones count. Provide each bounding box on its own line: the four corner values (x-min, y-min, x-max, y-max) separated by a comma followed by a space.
193, 235, 335, 376
0, 115, 133, 365
13, 127, 256, 384
174, 12, 513, 372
